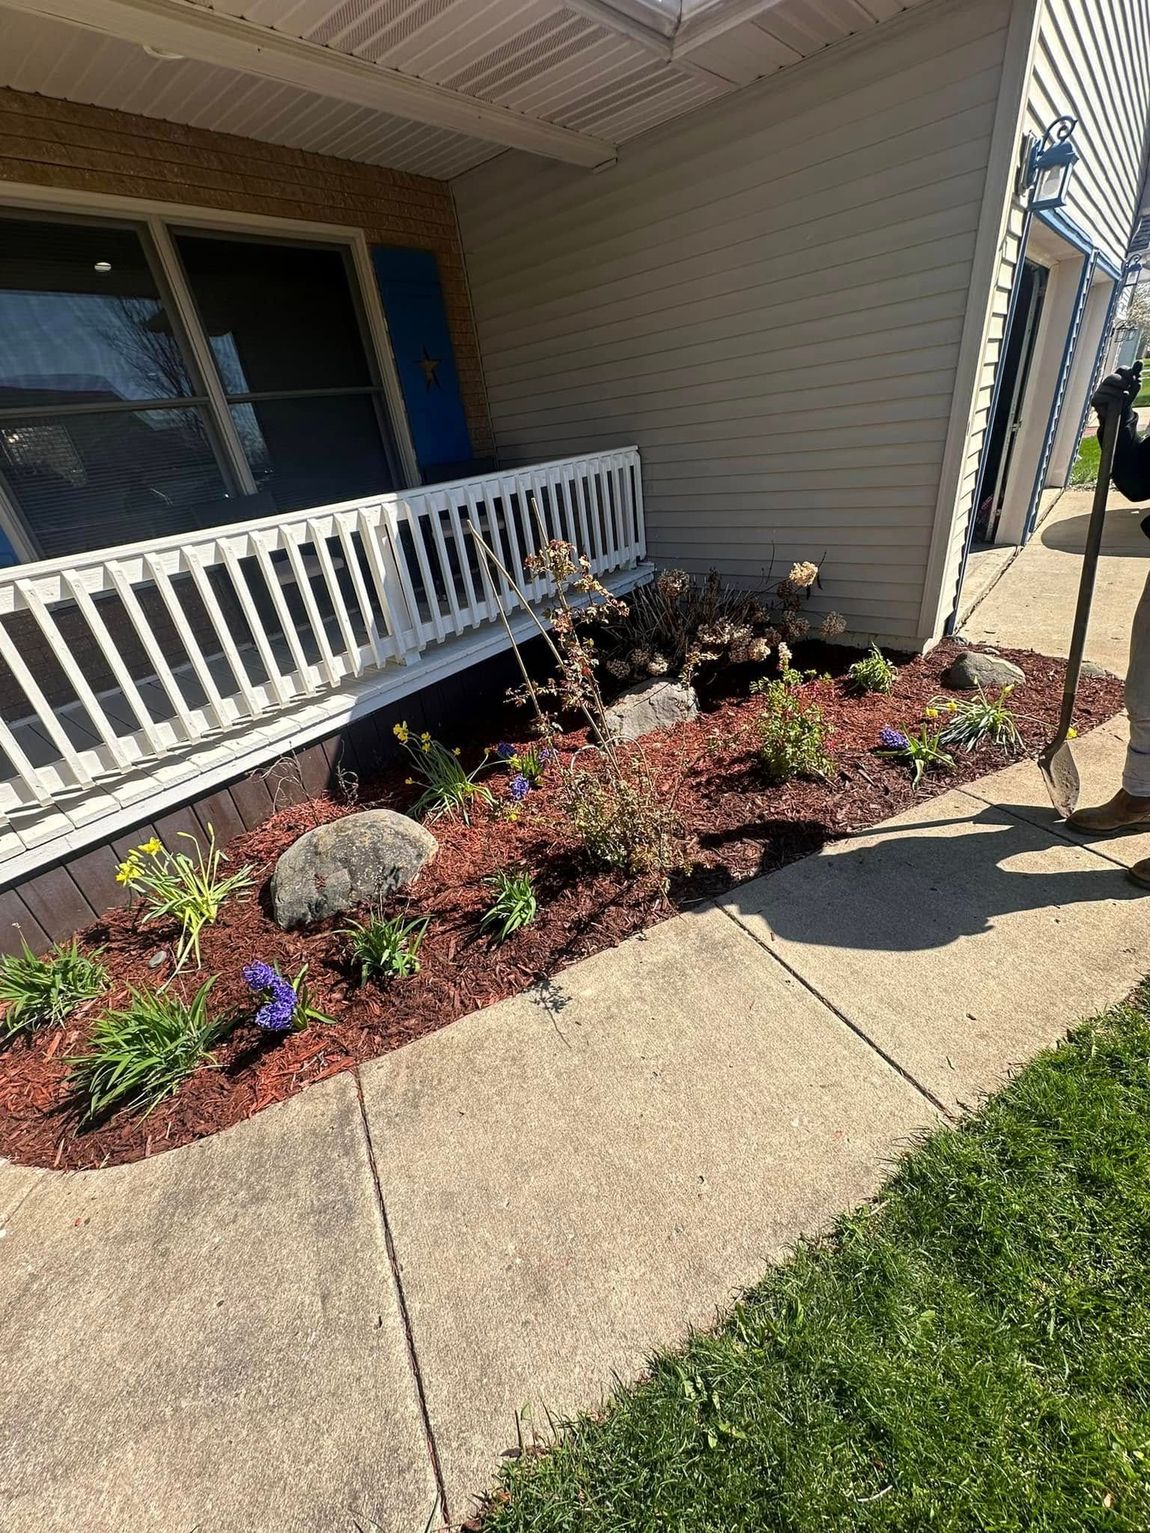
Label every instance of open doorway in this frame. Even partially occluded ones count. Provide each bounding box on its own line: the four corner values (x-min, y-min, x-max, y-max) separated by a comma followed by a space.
974, 259, 1049, 543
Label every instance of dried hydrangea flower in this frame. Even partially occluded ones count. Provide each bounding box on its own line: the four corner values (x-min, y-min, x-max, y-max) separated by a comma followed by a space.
605, 657, 632, 679
746, 637, 772, 663
777, 641, 792, 671
785, 614, 811, 641
655, 568, 690, 599
628, 646, 653, 667
788, 560, 820, 590
646, 654, 669, 675
821, 611, 846, 638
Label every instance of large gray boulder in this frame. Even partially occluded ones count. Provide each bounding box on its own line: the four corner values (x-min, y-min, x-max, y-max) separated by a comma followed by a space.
270, 809, 437, 929
942, 650, 1025, 691
603, 677, 698, 742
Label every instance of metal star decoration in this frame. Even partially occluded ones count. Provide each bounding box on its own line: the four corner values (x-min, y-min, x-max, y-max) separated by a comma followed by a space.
417, 345, 442, 391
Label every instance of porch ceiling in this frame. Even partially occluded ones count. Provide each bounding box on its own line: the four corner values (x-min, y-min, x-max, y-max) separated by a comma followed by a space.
0, 0, 932, 179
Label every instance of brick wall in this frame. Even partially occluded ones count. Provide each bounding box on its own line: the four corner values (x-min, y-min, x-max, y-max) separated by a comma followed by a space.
0, 86, 493, 460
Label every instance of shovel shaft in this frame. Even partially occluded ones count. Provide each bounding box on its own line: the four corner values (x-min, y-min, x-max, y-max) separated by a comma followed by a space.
1055, 398, 1124, 740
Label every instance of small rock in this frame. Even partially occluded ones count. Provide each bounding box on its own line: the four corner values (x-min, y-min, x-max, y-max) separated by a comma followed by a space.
1080, 660, 1117, 681
942, 651, 1025, 690
270, 809, 437, 929
603, 677, 698, 742
147, 950, 168, 970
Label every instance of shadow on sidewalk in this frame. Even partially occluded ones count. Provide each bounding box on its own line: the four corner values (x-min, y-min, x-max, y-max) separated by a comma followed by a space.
1040, 508, 1150, 557
723, 801, 1145, 954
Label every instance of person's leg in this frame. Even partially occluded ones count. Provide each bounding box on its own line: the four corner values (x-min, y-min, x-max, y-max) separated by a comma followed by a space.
1068, 563, 1150, 832
1124, 565, 1150, 794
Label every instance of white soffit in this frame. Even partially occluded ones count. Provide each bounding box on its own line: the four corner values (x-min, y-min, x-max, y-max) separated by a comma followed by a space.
0, 0, 934, 178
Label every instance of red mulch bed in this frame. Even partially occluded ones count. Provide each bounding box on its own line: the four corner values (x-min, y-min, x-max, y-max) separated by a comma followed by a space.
0, 640, 1123, 1170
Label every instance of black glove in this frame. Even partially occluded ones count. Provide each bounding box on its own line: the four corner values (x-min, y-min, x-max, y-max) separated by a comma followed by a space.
1092, 363, 1141, 420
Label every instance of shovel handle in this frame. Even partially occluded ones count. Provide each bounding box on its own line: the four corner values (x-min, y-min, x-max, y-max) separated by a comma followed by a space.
1055, 397, 1124, 740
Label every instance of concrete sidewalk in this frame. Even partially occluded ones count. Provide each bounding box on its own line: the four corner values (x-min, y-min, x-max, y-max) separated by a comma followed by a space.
961, 484, 1148, 674
4, 726, 1150, 1532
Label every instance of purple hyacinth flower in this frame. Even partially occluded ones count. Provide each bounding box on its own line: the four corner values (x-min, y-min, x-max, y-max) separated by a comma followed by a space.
508, 773, 532, 802
254, 975, 298, 1032
880, 727, 910, 751
243, 960, 278, 992
495, 742, 517, 760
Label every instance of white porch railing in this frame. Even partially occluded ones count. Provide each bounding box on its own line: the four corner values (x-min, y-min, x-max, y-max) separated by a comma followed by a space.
0, 448, 644, 829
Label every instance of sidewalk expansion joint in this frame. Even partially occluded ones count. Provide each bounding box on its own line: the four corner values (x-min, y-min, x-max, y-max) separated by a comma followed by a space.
714, 903, 956, 1121
354, 1068, 450, 1527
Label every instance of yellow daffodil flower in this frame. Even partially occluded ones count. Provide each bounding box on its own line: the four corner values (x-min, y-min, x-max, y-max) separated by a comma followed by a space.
405, 777, 415, 785
453, 747, 461, 757
392, 722, 410, 743
115, 860, 138, 885
138, 836, 162, 856
924, 708, 939, 720
1067, 726, 1078, 739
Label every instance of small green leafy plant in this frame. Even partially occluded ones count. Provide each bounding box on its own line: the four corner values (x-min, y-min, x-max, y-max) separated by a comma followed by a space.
937, 686, 1024, 753
117, 828, 254, 972
341, 914, 428, 983
393, 721, 493, 823
847, 644, 897, 694
878, 725, 955, 788
70, 980, 227, 1121
0, 939, 107, 1042
480, 869, 538, 943
752, 678, 833, 783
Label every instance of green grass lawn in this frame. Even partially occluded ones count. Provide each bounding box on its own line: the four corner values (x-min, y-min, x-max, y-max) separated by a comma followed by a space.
483, 990, 1150, 1532
1070, 432, 1101, 486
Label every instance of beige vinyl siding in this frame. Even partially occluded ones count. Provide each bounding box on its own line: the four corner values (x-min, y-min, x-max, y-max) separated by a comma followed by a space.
455, 0, 1011, 642
1026, 0, 1150, 268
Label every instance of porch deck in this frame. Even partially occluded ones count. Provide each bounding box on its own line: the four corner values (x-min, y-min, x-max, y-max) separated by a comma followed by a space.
0, 448, 647, 884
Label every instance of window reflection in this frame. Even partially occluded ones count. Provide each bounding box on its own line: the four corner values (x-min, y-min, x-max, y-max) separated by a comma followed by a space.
0, 220, 195, 407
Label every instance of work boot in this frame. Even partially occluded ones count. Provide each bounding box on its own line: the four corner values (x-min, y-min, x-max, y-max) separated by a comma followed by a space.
1129, 858, 1150, 890
1067, 789, 1150, 834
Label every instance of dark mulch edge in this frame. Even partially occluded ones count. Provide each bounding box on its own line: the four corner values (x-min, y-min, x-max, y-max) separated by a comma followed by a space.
0, 640, 1124, 1171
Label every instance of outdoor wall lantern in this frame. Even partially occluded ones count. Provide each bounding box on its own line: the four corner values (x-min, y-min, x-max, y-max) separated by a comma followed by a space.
1019, 115, 1080, 212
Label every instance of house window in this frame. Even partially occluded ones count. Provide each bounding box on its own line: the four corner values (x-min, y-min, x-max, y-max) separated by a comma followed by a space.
0, 210, 401, 562
0, 215, 231, 558
173, 233, 396, 514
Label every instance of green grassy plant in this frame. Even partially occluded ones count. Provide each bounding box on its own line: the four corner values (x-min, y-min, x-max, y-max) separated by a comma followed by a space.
480, 869, 538, 943
482, 987, 1150, 1532
70, 980, 226, 1120
753, 678, 833, 783
341, 914, 428, 983
393, 721, 494, 823
0, 939, 107, 1041
117, 828, 253, 972
847, 643, 898, 695
937, 686, 1024, 753
877, 724, 955, 788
